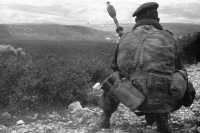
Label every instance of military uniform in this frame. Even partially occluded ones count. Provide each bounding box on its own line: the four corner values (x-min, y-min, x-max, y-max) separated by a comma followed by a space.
100, 2, 188, 133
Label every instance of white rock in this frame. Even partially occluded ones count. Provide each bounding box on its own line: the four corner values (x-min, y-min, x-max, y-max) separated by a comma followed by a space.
68, 101, 83, 112
16, 120, 25, 125
92, 82, 102, 90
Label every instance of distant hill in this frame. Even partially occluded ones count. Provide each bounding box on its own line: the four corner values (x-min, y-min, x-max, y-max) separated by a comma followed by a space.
0, 24, 114, 43
162, 23, 200, 35
0, 25, 12, 42
1, 23, 200, 44
91, 23, 200, 36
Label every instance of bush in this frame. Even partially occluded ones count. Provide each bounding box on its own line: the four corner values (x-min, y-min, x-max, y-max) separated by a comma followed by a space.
0, 48, 112, 110
177, 32, 200, 64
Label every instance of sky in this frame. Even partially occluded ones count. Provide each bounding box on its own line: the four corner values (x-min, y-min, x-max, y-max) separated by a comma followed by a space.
1, 0, 200, 25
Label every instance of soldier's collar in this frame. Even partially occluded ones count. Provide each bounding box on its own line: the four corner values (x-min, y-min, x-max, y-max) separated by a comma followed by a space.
133, 19, 163, 30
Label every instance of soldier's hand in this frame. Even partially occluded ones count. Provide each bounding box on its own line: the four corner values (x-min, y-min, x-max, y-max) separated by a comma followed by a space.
116, 26, 124, 37
116, 26, 124, 33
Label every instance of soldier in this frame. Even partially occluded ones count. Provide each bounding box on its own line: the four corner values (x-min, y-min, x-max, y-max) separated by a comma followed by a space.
100, 2, 194, 133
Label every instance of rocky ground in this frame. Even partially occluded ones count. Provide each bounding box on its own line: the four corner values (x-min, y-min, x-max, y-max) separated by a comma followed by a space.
0, 64, 200, 133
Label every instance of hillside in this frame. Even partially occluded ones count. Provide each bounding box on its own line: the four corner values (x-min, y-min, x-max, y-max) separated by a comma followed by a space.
0, 23, 200, 45
0, 24, 114, 43
91, 23, 200, 35
162, 23, 200, 35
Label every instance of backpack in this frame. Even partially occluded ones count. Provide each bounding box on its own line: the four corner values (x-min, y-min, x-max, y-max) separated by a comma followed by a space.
117, 25, 176, 78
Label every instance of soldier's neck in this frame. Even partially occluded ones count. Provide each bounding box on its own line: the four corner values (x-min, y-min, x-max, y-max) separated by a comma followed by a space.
133, 19, 163, 30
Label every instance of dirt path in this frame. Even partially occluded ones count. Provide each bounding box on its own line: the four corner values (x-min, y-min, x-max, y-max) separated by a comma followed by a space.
0, 64, 200, 133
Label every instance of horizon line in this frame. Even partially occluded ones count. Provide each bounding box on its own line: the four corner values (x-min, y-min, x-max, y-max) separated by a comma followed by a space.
0, 22, 200, 25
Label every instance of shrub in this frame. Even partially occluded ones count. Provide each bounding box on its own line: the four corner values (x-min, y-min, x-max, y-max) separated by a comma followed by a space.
0, 48, 112, 110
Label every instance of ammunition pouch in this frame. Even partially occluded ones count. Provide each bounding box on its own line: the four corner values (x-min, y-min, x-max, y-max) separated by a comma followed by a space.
170, 70, 196, 107
111, 79, 145, 111
101, 72, 145, 111
170, 70, 187, 100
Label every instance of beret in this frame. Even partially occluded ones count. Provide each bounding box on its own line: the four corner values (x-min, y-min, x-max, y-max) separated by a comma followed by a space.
132, 2, 159, 17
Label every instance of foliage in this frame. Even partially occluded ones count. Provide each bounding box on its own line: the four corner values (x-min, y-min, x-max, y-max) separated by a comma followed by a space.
0, 41, 115, 110
177, 32, 200, 64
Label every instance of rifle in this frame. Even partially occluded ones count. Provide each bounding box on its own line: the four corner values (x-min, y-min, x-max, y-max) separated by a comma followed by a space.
106, 1, 124, 37
92, 2, 123, 92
